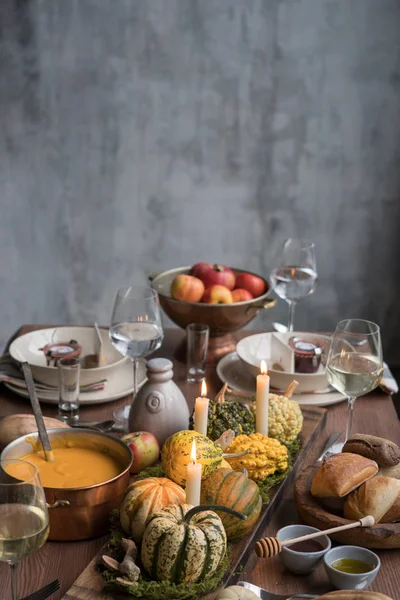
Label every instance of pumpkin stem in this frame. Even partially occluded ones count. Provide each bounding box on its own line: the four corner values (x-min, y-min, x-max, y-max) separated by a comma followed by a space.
184, 505, 246, 523
215, 382, 228, 404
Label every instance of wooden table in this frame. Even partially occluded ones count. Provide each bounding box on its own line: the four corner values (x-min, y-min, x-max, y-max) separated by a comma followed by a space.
0, 325, 399, 600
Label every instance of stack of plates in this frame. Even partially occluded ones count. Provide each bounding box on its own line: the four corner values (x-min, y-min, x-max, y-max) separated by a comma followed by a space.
217, 332, 347, 407
7, 326, 146, 405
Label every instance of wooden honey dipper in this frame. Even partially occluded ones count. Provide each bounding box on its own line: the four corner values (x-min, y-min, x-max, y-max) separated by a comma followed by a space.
255, 515, 375, 558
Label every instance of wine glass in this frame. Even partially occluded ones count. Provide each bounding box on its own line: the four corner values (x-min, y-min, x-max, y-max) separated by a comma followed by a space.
0, 459, 49, 600
110, 285, 164, 429
326, 319, 383, 453
270, 238, 317, 331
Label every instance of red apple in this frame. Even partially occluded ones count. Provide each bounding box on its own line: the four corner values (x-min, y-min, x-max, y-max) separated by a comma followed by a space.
231, 288, 254, 302
122, 431, 160, 474
199, 264, 236, 290
202, 285, 233, 304
235, 272, 267, 298
190, 262, 213, 279
171, 274, 205, 302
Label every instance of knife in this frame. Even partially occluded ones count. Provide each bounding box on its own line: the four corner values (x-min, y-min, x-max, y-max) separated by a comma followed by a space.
316, 431, 341, 462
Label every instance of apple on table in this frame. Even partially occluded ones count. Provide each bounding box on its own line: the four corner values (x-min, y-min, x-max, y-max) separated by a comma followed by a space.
231, 288, 254, 302
122, 431, 160, 474
195, 264, 236, 291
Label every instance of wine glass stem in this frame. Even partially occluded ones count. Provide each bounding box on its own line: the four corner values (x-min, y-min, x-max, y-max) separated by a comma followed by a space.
288, 300, 297, 332
132, 358, 138, 397
345, 396, 357, 443
9, 562, 17, 600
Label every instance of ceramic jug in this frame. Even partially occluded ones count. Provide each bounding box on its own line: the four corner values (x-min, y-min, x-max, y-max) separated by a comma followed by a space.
128, 358, 190, 446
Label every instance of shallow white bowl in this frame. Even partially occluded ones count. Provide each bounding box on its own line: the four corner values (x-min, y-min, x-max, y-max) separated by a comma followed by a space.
236, 331, 330, 393
9, 326, 127, 387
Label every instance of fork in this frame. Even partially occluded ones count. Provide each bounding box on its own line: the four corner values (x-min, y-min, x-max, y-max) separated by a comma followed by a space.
20, 579, 60, 600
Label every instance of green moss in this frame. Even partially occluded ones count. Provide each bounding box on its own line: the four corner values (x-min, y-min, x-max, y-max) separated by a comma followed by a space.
102, 545, 230, 600
256, 437, 300, 503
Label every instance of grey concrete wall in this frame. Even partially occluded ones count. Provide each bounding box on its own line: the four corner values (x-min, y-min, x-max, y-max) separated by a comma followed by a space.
1, 0, 400, 361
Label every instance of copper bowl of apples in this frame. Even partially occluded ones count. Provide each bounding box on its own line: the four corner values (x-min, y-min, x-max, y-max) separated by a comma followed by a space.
150, 264, 275, 362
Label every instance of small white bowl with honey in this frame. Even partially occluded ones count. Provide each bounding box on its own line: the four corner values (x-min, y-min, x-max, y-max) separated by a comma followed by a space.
1, 428, 132, 541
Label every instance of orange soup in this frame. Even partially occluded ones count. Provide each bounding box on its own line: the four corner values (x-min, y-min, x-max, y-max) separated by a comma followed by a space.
14, 447, 122, 488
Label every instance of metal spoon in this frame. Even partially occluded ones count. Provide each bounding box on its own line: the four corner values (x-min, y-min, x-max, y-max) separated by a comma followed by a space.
68, 419, 116, 433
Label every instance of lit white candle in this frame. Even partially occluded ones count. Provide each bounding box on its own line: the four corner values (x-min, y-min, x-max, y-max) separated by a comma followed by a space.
256, 360, 270, 436
185, 440, 202, 506
194, 380, 209, 436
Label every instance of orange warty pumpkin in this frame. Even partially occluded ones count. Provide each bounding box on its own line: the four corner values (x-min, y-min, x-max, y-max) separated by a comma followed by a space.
200, 468, 262, 540
120, 477, 186, 542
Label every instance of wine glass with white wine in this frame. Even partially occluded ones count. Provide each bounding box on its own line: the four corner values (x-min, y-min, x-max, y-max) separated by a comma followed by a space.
0, 459, 49, 600
270, 238, 317, 332
326, 319, 383, 453
109, 285, 164, 429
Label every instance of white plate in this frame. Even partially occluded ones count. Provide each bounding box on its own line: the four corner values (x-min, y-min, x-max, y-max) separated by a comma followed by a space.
4, 359, 146, 405
236, 332, 331, 393
217, 352, 347, 407
9, 326, 127, 387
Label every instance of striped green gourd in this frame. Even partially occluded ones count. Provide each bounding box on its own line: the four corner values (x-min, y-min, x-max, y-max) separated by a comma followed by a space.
141, 503, 245, 584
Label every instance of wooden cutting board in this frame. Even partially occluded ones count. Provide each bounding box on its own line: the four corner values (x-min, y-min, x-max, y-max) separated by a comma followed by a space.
62, 406, 327, 600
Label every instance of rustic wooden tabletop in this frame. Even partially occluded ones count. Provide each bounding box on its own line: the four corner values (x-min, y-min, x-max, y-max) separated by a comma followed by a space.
0, 326, 399, 600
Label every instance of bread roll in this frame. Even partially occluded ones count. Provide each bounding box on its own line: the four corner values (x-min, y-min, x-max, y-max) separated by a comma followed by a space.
311, 453, 378, 498
318, 591, 393, 600
342, 434, 400, 468
382, 492, 400, 522
344, 476, 400, 523
379, 463, 400, 480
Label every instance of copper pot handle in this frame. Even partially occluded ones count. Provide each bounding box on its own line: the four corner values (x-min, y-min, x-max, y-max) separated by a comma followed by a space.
46, 500, 70, 509
246, 297, 276, 315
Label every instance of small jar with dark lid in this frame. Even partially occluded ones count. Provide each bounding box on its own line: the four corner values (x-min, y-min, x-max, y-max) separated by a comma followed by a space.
289, 337, 323, 374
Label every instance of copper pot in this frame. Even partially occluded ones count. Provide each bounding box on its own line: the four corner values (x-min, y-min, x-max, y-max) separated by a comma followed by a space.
150, 266, 276, 362
1, 429, 132, 541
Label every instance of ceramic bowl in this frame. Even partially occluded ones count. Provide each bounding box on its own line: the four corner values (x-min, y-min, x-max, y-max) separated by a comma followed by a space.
276, 524, 331, 575
150, 266, 275, 335
9, 326, 127, 387
236, 331, 331, 393
323, 546, 380, 590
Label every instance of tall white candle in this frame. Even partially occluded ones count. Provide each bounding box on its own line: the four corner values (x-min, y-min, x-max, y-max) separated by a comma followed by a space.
194, 380, 209, 436
256, 360, 270, 436
185, 440, 202, 506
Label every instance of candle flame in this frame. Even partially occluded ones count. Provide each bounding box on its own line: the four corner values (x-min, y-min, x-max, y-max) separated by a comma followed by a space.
190, 440, 197, 464
260, 360, 268, 375
201, 380, 207, 397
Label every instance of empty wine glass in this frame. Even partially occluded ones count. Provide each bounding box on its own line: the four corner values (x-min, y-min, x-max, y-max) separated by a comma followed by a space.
109, 286, 164, 429
326, 319, 383, 453
0, 459, 49, 600
270, 239, 317, 332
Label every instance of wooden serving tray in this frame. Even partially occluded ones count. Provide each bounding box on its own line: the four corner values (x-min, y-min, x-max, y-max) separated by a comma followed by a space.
62, 406, 327, 599
294, 464, 400, 549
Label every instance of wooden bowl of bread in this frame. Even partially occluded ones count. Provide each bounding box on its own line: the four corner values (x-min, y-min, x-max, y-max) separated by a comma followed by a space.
294, 434, 400, 549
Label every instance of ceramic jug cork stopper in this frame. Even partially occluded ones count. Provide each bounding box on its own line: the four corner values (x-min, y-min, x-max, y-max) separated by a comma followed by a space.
146, 358, 173, 383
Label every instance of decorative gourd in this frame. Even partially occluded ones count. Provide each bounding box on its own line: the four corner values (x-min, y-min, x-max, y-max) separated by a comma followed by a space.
201, 468, 262, 540
219, 458, 233, 470
119, 477, 186, 543
141, 503, 245, 584
224, 433, 288, 481
0, 414, 70, 450
189, 383, 255, 441
161, 430, 223, 485
215, 586, 259, 600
